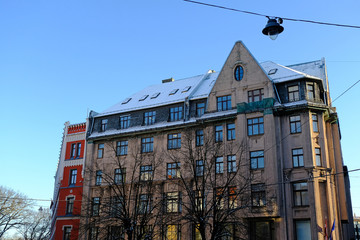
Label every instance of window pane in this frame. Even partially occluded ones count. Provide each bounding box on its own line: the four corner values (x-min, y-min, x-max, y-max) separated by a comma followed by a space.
295, 220, 311, 240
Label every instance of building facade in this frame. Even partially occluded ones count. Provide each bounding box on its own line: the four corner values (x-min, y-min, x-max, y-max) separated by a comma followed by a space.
51, 122, 87, 240
80, 41, 354, 239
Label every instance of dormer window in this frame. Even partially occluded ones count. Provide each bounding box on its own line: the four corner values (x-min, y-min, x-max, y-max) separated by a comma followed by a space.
182, 86, 191, 93
169, 89, 179, 95
288, 85, 299, 102
307, 83, 314, 100
268, 69, 278, 75
122, 98, 131, 104
139, 95, 149, 101
234, 65, 244, 81
101, 119, 108, 132
151, 92, 160, 99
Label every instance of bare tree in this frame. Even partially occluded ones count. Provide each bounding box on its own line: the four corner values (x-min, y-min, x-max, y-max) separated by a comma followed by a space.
17, 207, 51, 240
0, 186, 32, 239
81, 141, 167, 240
166, 127, 258, 240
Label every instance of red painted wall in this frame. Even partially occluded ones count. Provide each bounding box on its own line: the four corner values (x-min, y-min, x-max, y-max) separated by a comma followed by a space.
61, 165, 83, 188
65, 140, 85, 160
54, 219, 80, 240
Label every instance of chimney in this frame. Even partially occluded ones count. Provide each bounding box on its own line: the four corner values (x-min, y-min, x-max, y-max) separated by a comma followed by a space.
162, 78, 174, 84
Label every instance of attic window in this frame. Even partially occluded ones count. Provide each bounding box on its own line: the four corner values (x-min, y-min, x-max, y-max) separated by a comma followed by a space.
122, 98, 132, 104
169, 89, 179, 95
268, 69, 278, 75
151, 92, 160, 99
139, 95, 149, 101
182, 86, 191, 93
234, 65, 244, 81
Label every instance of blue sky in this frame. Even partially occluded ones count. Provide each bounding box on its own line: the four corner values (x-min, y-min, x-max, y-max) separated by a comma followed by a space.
0, 0, 359, 215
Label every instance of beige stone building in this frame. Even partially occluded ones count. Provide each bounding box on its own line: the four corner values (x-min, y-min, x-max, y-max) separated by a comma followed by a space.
81, 41, 354, 240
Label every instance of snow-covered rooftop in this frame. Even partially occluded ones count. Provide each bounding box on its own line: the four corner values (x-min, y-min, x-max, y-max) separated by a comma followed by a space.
96, 59, 327, 118
260, 61, 324, 84
97, 71, 219, 117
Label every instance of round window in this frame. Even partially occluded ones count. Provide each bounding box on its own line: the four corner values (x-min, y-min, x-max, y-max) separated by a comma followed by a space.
234, 65, 244, 81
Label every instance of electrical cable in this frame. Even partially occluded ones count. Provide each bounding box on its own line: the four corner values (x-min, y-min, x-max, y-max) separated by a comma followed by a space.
184, 0, 360, 29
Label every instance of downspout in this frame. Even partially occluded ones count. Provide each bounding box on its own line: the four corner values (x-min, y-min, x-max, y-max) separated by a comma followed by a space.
276, 114, 288, 239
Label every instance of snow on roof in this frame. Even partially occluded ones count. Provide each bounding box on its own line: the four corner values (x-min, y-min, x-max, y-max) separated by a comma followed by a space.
97, 71, 219, 117
287, 59, 327, 91
260, 61, 323, 84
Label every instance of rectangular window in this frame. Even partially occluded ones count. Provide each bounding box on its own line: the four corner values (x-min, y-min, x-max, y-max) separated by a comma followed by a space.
216, 157, 224, 174
227, 155, 236, 173
66, 197, 74, 214
101, 119, 108, 132
247, 117, 264, 136
108, 226, 123, 240
166, 192, 180, 213
196, 102, 205, 117
215, 125, 223, 142
167, 163, 180, 179
219, 224, 235, 240
168, 133, 181, 149
76, 143, 81, 158
195, 191, 204, 211
290, 115, 301, 133
215, 188, 225, 210
293, 182, 309, 206
69, 169, 77, 185
217, 95, 232, 111
169, 106, 183, 122
196, 160, 204, 177
248, 89, 264, 103
144, 111, 156, 125
312, 114, 319, 132
295, 220, 311, 240
140, 165, 153, 181
141, 137, 153, 153
228, 186, 237, 209
110, 197, 122, 217
315, 148, 321, 166
288, 85, 299, 102
95, 170, 102, 186
63, 227, 71, 240
194, 225, 202, 240
97, 143, 104, 158
227, 123, 235, 140
89, 227, 98, 240
292, 148, 304, 168
250, 151, 264, 170
119, 116, 130, 129
70, 143, 76, 158
114, 168, 126, 184
166, 224, 180, 240
250, 221, 272, 240
116, 140, 128, 156
139, 194, 151, 214
307, 83, 314, 100
196, 130, 204, 146
92, 197, 100, 216
251, 184, 266, 207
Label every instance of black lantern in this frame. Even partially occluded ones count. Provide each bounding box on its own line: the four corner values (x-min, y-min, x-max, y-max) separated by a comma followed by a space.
262, 18, 284, 40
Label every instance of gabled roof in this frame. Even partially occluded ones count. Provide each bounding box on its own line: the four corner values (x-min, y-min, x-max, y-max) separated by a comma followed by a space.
97, 71, 219, 117
260, 61, 323, 83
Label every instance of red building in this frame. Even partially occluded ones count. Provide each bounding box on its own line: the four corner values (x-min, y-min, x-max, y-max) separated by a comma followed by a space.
50, 122, 87, 240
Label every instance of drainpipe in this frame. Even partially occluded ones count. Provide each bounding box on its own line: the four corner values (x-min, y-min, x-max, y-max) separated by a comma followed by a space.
276, 115, 288, 239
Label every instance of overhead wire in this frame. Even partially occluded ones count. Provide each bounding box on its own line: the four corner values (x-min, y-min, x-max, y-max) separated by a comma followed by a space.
184, 0, 360, 29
